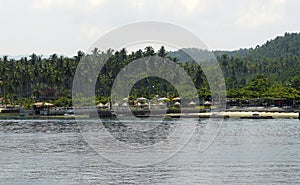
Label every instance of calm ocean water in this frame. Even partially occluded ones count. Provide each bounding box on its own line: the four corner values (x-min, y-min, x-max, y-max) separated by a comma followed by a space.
0, 118, 299, 184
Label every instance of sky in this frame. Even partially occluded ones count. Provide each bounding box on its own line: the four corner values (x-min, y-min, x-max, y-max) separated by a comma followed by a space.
0, 0, 300, 56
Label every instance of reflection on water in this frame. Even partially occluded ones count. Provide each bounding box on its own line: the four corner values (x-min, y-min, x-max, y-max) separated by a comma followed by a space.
101, 119, 174, 146
0, 119, 300, 184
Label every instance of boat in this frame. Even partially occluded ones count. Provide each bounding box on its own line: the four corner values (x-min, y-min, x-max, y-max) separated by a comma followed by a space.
64, 109, 74, 116
240, 113, 273, 119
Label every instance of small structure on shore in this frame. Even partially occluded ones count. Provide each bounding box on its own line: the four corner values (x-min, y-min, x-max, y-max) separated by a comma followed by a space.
135, 97, 149, 110
97, 102, 109, 110
189, 101, 196, 107
157, 97, 169, 109
204, 101, 212, 110
172, 97, 181, 107
173, 101, 181, 106
33, 102, 54, 115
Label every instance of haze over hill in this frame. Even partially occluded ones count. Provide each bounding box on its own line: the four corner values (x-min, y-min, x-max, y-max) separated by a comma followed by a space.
168, 32, 300, 61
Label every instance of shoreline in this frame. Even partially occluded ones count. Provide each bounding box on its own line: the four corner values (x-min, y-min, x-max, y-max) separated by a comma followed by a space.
187, 111, 299, 119
0, 108, 299, 119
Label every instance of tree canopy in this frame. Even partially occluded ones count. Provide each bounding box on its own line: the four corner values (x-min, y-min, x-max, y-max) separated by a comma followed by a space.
1, 33, 300, 107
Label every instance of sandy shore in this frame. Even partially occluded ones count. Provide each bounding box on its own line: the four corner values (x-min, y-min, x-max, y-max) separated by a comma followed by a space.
168, 111, 299, 119
224, 111, 298, 119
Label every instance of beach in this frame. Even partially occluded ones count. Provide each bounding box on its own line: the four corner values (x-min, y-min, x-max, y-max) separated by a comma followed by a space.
167, 111, 299, 119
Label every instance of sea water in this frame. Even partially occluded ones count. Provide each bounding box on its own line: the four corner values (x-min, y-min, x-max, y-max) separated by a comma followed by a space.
0, 118, 299, 184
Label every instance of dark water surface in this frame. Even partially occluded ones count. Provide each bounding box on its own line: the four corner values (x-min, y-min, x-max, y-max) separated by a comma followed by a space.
0, 118, 299, 184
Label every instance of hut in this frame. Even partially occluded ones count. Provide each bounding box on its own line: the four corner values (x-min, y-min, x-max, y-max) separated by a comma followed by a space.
33, 102, 54, 115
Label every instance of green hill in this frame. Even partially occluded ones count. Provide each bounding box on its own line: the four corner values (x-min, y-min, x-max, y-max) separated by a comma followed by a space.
168, 32, 300, 90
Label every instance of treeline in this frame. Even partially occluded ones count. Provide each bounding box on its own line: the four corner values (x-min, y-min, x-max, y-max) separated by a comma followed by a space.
0, 52, 81, 106
0, 46, 209, 107
1, 32, 300, 107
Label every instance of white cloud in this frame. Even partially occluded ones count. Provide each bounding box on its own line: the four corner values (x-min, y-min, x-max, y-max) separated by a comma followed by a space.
32, 0, 217, 15
129, 0, 217, 17
80, 24, 111, 39
179, 0, 210, 16
32, 0, 107, 11
235, 0, 286, 28
1, 0, 298, 55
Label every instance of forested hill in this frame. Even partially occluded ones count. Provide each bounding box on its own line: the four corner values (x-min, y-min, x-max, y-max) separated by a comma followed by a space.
168, 32, 300, 90
169, 32, 300, 61
214, 32, 300, 59
249, 32, 300, 59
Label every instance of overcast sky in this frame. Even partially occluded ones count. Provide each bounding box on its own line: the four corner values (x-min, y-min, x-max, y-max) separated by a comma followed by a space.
0, 0, 300, 56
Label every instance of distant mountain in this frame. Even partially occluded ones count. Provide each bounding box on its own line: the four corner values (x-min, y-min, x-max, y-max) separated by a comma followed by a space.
167, 47, 253, 62
167, 32, 300, 89
0, 54, 32, 60
168, 32, 300, 62
167, 49, 193, 62
167, 48, 216, 62
0, 54, 67, 60
213, 48, 251, 58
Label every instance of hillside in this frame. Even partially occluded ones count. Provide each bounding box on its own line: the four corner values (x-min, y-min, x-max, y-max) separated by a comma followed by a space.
168, 32, 300, 90
249, 32, 300, 59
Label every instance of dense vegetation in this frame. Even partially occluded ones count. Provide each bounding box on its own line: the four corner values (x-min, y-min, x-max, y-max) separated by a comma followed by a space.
169, 32, 300, 105
217, 33, 300, 88
0, 52, 80, 107
1, 32, 300, 107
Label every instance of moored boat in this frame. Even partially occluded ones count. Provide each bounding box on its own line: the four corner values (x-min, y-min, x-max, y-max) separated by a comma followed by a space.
240, 113, 273, 119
